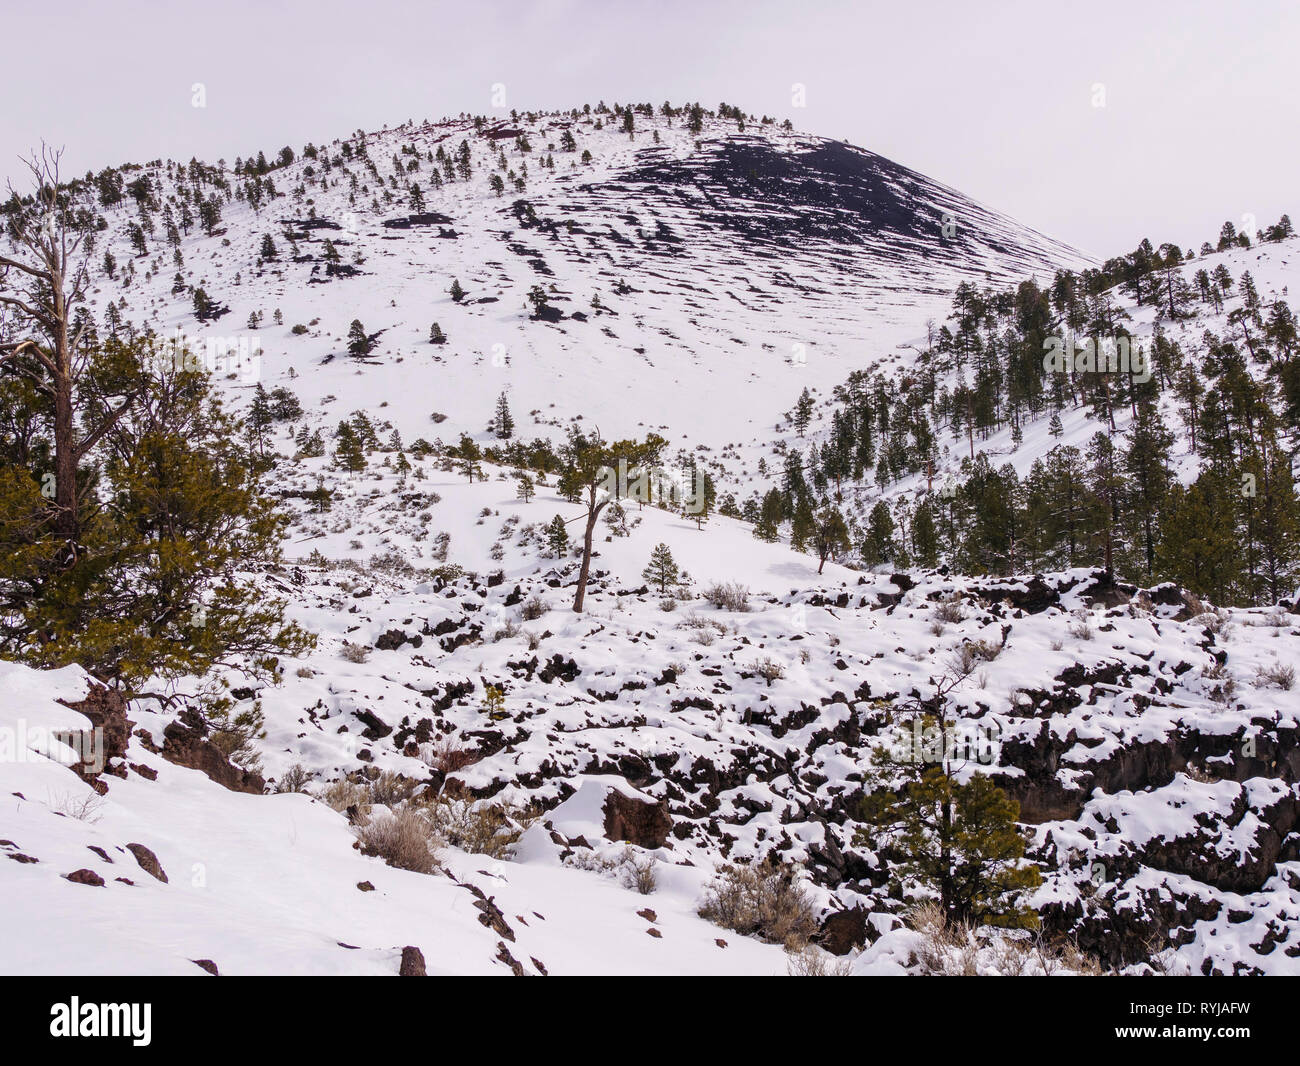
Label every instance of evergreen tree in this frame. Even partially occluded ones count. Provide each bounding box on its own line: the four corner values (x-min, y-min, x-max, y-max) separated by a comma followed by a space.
494, 392, 514, 439
855, 674, 1041, 929
1156, 475, 1240, 603
0, 335, 313, 686
429, 322, 446, 344
912, 499, 940, 569
811, 506, 850, 574
515, 472, 535, 503
642, 542, 679, 593
863, 500, 896, 566
333, 422, 366, 473
792, 387, 815, 437
453, 434, 482, 483
789, 494, 815, 552
754, 488, 783, 542
545, 514, 569, 557
248, 383, 273, 455
347, 319, 374, 358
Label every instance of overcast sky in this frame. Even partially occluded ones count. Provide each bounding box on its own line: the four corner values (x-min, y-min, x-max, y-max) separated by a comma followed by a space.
4, 0, 1297, 256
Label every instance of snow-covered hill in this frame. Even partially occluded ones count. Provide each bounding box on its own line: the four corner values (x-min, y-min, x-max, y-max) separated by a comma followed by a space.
3, 105, 1299, 977
80, 106, 1087, 465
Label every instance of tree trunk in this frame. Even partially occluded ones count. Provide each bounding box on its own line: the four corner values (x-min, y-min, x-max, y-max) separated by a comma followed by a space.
572, 490, 608, 613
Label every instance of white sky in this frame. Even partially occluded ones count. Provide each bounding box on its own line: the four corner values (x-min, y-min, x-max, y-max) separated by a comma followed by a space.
4, 0, 1297, 257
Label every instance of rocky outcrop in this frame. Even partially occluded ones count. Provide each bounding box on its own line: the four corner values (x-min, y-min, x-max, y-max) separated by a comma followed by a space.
603, 788, 672, 849
55, 685, 133, 789
161, 709, 265, 794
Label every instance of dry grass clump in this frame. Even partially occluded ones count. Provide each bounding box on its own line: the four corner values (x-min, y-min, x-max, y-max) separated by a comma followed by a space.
414, 791, 539, 860
318, 777, 370, 813
698, 857, 818, 948
934, 596, 966, 624
786, 943, 853, 976
753, 656, 785, 686
355, 806, 439, 874
1257, 662, 1296, 690
340, 641, 370, 663
702, 581, 750, 611
421, 735, 480, 773
906, 901, 1103, 976
618, 849, 658, 895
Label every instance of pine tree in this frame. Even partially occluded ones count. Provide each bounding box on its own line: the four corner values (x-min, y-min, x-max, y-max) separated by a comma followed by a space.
248, 383, 273, 455
811, 506, 850, 574
912, 499, 940, 569
1156, 474, 1240, 603
545, 514, 569, 557
347, 319, 373, 358
1123, 399, 1174, 579
453, 434, 482, 483
863, 500, 896, 567
494, 392, 514, 439
449, 278, 465, 302
429, 322, 446, 344
482, 684, 506, 718
642, 542, 679, 593
0, 334, 313, 687
754, 488, 783, 542
333, 422, 366, 473
858, 767, 1040, 929
792, 387, 815, 437
854, 674, 1041, 929
789, 494, 815, 552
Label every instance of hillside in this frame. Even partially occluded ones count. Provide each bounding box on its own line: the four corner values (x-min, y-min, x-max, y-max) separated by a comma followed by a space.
1, 103, 1298, 978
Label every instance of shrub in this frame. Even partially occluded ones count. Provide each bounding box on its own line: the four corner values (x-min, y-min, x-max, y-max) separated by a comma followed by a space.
520, 594, 549, 621
422, 736, 479, 773
276, 763, 314, 794
753, 657, 785, 686
786, 943, 853, 976
367, 770, 418, 807
934, 596, 965, 624
1257, 662, 1296, 690
702, 581, 750, 611
618, 849, 658, 895
205, 697, 266, 773
418, 792, 537, 858
318, 777, 369, 813
355, 807, 438, 874
698, 857, 818, 948
340, 641, 370, 663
